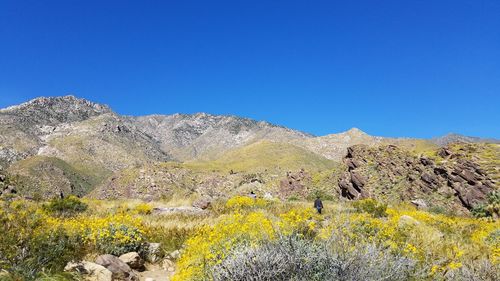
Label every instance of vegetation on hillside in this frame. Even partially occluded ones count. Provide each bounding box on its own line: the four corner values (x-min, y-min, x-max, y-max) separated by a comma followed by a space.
2, 195, 497, 280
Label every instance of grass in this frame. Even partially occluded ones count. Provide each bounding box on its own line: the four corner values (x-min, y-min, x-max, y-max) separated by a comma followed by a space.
7, 156, 96, 198
185, 140, 337, 173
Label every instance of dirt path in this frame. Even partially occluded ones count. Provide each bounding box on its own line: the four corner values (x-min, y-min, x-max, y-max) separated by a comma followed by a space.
138, 269, 172, 281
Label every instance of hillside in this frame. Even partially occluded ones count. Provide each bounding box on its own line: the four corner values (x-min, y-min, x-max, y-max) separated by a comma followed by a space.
91, 141, 340, 200
131, 113, 312, 161
0, 95, 497, 210
337, 143, 498, 214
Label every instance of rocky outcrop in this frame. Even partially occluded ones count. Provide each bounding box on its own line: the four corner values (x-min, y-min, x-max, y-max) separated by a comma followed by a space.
0, 172, 16, 198
279, 169, 310, 199
338, 144, 497, 213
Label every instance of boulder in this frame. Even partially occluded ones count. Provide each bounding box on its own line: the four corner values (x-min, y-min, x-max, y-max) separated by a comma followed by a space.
119, 252, 145, 271
64, 261, 113, 281
152, 206, 205, 216
437, 147, 452, 158
95, 254, 138, 281
192, 197, 211, 210
420, 157, 434, 166
421, 173, 438, 185
411, 199, 428, 210
398, 215, 420, 228
458, 169, 479, 185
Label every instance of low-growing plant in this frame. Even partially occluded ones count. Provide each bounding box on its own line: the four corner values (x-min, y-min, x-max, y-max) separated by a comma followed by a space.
472, 191, 500, 219
43, 196, 88, 217
145, 225, 198, 255
352, 198, 387, 217
225, 195, 268, 210
211, 235, 417, 281
133, 203, 153, 215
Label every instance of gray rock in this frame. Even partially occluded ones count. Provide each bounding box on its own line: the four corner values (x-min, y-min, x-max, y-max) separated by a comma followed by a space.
168, 250, 181, 260
64, 261, 113, 281
192, 197, 211, 210
95, 254, 138, 281
398, 215, 420, 227
410, 199, 428, 210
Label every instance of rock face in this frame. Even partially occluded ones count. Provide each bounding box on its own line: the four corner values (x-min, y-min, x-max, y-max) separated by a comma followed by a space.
95, 254, 138, 281
279, 169, 311, 199
338, 144, 497, 213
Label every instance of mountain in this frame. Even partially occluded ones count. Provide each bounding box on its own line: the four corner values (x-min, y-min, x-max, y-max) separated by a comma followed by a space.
0, 95, 497, 213
0, 96, 170, 197
431, 133, 500, 146
130, 113, 311, 161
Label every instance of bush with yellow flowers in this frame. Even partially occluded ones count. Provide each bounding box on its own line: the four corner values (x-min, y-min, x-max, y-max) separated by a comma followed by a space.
173, 211, 276, 281
133, 202, 153, 215
225, 195, 268, 211
174, 197, 499, 281
0, 200, 85, 280
47, 212, 146, 256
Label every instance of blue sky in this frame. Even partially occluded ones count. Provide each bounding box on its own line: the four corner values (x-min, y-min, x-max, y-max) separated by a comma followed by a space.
0, 0, 499, 138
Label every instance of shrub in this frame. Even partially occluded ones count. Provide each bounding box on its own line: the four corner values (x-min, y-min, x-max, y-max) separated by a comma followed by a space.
0, 201, 85, 280
443, 259, 499, 281
352, 198, 387, 217
133, 203, 153, 215
225, 196, 268, 210
472, 191, 500, 219
173, 211, 275, 281
211, 235, 416, 281
54, 213, 147, 257
43, 196, 88, 217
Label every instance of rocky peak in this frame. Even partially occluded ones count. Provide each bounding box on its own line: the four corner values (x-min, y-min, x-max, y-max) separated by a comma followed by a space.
0, 95, 112, 125
344, 127, 367, 136
431, 133, 500, 146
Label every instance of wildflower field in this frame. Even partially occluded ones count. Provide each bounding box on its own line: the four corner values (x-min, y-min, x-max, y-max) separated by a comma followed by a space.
0, 196, 498, 280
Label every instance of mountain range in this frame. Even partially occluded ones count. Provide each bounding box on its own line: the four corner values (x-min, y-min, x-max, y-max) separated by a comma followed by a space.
0, 95, 498, 214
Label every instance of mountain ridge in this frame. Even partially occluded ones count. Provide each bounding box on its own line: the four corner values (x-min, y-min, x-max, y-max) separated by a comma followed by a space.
0, 95, 498, 211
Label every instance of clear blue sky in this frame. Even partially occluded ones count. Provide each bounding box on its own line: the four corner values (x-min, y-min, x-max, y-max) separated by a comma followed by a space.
1, 0, 499, 138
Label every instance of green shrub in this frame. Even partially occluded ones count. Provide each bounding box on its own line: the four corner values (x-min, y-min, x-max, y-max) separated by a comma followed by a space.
471, 191, 500, 218
0, 201, 85, 280
94, 224, 146, 256
43, 196, 88, 217
352, 198, 387, 217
